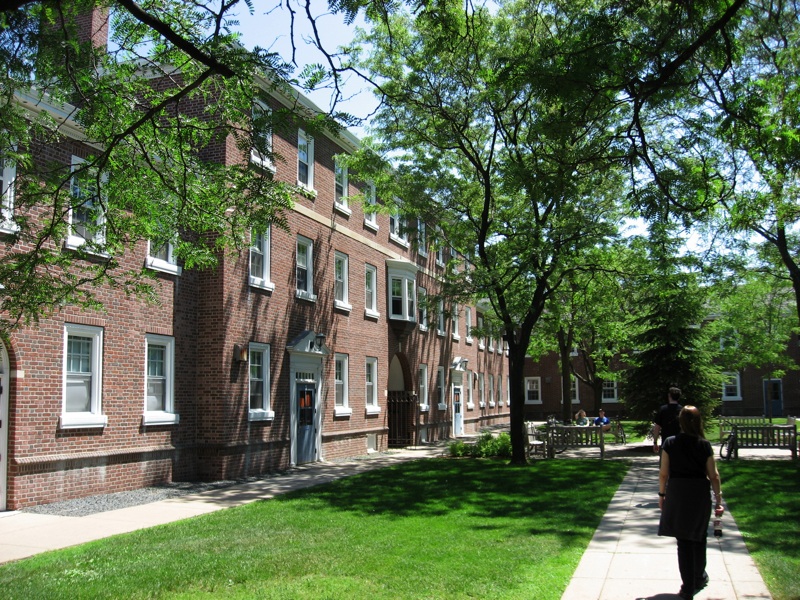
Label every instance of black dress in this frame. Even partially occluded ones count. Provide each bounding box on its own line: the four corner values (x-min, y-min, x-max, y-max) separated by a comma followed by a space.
658, 434, 712, 541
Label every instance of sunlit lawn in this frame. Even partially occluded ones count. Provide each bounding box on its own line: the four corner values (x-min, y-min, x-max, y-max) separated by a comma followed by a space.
718, 459, 800, 600
0, 459, 628, 600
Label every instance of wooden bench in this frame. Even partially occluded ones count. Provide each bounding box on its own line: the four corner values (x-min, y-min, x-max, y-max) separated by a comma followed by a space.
547, 425, 605, 459
726, 424, 797, 460
718, 416, 769, 441
525, 422, 548, 458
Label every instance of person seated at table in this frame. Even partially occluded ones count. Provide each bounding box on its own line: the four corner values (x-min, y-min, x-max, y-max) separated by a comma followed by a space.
574, 409, 589, 426
593, 409, 611, 431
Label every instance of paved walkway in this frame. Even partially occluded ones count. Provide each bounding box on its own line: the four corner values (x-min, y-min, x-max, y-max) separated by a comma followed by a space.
0, 444, 778, 599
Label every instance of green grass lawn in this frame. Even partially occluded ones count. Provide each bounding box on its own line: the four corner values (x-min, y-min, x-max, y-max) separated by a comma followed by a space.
718, 459, 800, 600
0, 459, 628, 600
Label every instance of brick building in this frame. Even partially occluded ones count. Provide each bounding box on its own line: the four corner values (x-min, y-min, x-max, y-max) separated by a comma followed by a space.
0, 12, 509, 510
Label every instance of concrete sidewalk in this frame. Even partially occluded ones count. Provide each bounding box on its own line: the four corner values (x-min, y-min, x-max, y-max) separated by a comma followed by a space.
0, 444, 777, 600
562, 448, 774, 600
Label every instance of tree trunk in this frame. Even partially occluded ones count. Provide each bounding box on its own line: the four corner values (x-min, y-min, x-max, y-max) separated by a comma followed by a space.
508, 346, 529, 465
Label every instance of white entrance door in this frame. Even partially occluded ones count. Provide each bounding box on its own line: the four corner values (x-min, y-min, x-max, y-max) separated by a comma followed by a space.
453, 385, 464, 436
0, 342, 9, 511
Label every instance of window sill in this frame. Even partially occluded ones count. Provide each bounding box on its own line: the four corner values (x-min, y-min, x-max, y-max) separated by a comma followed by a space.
419, 404, 430, 412
478, 344, 485, 351
365, 405, 381, 416
479, 402, 486, 409
296, 182, 317, 199
364, 308, 380, 320
524, 400, 543, 405
64, 237, 110, 258
389, 234, 410, 248
418, 324, 429, 332
452, 334, 461, 342
437, 403, 447, 411
334, 406, 353, 418
147, 256, 183, 276
437, 330, 446, 337
0, 220, 19, 234
334, 300, 353, 313
250, 152, 276, 173
249, 277, 275, 292
142, 412, 180, 426
465, 337, 473, 345
364, 219, 378, 232
296, 290, 318, 302
489, 402, 496, 408
334, 202, 352, 217
249, 409, 275, 422
467, 403, 475, 410
60, 413, 108, 429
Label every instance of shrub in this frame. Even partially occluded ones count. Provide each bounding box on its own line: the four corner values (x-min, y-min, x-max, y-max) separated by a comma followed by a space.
448, 432, 512, 458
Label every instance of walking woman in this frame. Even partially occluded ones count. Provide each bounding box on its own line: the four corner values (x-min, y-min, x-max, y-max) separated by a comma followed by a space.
658, 405, 724, 599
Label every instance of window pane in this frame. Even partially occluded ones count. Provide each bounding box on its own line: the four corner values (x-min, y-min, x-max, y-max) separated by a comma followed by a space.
147, 378, 166, 411
250, 350, 265, 410
391, 278, 402, 315
66, 375, 91, 412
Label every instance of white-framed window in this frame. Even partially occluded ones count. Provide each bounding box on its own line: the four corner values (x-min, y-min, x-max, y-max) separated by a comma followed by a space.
525, 377, 542, 404
250, 100, 274, 171
418, 286, 428, 331
249, 343, 273, 421
249, 228, 273, 290
602, 380, 619, 403
478, 372, 485, 407
66, 156, 107, 253
334, 159, 350, 214
334, 353, 352, 416
387, 260, 416, 322
296, 235, 316, 301
389, 211, 409, 246
489, 374, 495, 407
465, 369, 474, 408
334, 251, 351, 312
363, 182, 378, 230
147, 238, 182, 276
417, 220, 428, 257
465, 307, 473, 344
297, 129, 315, 190
437, 299, 446, 336
143, 334, 179, 425
506, 376, 511, 404
437, 366, 446, 410
488, 331, 495, 352
419, 364, 429, 411
365, 263, 379, 318
477, 314, 485, 350
497, 377, 503, 407
570, 376, 580, 404
722, 372, 742, 401
1, 151, 17, 233
62, 323, 107, 428
365, 357, 380, 414
451, 303, 460, 341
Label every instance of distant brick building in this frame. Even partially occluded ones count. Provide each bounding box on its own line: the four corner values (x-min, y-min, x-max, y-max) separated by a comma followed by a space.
0, 11, 509, 510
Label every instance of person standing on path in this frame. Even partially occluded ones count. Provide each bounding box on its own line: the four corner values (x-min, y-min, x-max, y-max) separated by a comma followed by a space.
652, 386, 683, 454
658, 405, 724, 599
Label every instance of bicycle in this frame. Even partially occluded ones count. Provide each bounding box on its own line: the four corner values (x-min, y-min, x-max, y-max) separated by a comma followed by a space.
611, 417, 627, 445
719, 429, 736, 460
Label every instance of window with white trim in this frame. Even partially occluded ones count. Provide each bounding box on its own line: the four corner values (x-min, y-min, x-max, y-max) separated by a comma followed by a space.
62, 323, 106, 428
365, 357, 379, 414
363, 183, 378, 229
417, 220, 428, 256
451, 303, 460, 340
67, 156, 106, 253
334, 251, 351, 311
437, 366, 446, 409
419, 364, 429, 410
525, 377, 542, 404
465, 369, 474, 407
334, 160, 350, 214
1, 151, 17, 232
489, 374, 495, 406
570, 376, 579, 404
365, 263, 379, 318
297, 129, 314, 190
506, 376, 511, 404
334, 354, 351, 416
251, 100, 274, 171
418, 286, 428, 330
296, 235, 316, 301
478, 372, 485, 407
249, 343, 273, 421
477, 314, 485, 350
437, 299, 446, 335
465, 307, 473, 343
249, 228, 273, 290
143, 334, 179, 425
602, 380, 619, 402
435, 245, 444, 266
387, 260, 416, 322
147, 237, 182, 276
389, 212, 408, 246
497, 377, 503, 407
722, 372, 742, 400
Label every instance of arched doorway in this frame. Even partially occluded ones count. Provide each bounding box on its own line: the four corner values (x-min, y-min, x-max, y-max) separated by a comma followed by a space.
387, 354, 416, 448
